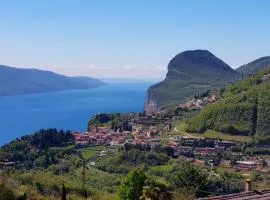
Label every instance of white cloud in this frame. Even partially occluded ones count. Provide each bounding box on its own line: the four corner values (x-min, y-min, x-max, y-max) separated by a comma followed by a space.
156, 66, 167, 71
122, 65, 132, 70
102, 66, 113, 70
87, 65, 112, 70
88, 65, 97, 69
38, 64, 166, 79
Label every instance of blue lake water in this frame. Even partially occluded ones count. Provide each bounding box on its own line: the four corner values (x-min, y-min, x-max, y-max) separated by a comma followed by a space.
0, 81, 156, 146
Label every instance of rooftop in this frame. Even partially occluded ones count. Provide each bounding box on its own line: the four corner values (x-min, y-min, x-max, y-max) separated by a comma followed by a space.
236, 161, 256, 165
198, 190, 270, 200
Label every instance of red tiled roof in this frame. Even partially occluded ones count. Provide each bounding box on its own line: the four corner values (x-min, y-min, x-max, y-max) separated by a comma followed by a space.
198, 190, 270, 200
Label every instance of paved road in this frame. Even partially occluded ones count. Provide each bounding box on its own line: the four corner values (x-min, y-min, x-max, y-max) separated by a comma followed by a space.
173, 127, 197, 138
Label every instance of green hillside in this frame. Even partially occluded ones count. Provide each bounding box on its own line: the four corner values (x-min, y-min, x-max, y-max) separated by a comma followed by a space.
186, 67, 270, 142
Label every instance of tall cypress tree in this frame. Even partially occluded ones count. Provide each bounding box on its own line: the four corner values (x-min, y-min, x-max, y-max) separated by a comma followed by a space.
82, 159, 87, 200
61, 184, 67, 200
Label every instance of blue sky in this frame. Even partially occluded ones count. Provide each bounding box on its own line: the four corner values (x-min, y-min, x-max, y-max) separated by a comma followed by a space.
0, 0, 269, 79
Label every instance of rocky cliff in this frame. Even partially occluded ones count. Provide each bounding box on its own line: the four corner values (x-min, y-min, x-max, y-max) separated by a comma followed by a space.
144, 89, 159, 115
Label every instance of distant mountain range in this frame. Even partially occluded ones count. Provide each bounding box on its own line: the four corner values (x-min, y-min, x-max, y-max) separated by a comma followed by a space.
0, 65, 107, 96
145, 50, 270, 113
236, 56, 270, 77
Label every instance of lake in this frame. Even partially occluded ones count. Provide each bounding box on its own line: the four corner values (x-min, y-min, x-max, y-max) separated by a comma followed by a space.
0, 81, 156, 145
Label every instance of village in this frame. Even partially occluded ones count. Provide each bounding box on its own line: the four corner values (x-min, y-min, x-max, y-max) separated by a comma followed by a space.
1, 107, 269, 173
73, 114, 270, 172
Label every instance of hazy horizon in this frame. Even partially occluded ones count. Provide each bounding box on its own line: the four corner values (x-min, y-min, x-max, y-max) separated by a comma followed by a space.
1, 0, 270, 79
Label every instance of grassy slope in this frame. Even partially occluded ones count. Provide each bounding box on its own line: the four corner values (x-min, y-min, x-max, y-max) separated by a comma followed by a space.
184, 68, 270, 139
173, 121, 251, 142
77, 145, 108, 160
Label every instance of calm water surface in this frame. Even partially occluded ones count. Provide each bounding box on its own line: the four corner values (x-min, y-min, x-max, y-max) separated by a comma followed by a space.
0, 81, 156, 145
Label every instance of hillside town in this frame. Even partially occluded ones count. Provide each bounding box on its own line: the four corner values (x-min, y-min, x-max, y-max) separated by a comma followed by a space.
176, 92, 218, 111
72, 113, 270, 172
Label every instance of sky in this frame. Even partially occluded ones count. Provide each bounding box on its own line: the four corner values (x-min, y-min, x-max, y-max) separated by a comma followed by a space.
0, 0, 270, 79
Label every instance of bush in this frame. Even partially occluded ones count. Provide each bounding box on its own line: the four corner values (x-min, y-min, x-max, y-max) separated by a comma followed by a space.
116, 168, 146, 200
0, 183, 15, 200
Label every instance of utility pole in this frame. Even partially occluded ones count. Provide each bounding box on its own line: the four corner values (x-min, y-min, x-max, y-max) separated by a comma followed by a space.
82, 159, 87, 200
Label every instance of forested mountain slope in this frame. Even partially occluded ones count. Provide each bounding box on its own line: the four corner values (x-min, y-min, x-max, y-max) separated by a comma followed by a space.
236, 56, 270, 77
0, 65, 107, 96
186, 67, 270, 142
145, 50, 240, 113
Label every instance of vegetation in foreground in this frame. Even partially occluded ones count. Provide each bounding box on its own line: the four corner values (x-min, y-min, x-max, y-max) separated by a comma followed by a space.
1, 68, 270, 199
0, 129, 256, 200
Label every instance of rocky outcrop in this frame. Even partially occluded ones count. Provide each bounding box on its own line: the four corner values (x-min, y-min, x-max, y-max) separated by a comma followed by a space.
261, 66, 270, 81
144, 89, 159, 115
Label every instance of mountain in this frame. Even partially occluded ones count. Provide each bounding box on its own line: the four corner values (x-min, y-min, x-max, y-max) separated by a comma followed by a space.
186, 67, 270, 142
145, 50, 240, 114
236, 56, 270, 77
0, 65, 107, 96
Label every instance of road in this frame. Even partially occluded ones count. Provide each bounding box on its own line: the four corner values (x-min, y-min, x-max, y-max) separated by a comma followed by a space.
173, 127, 197, 138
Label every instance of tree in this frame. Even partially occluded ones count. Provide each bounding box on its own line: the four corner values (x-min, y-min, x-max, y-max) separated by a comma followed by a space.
230, 157, 237, 167
61, 184, 67, 200
116, 168, 147, 200
17, 193, 27, 200
213, 152, 223, 166
140, 179, 172, 200
170, 164, 210, 198
173, 188, 196, 200
0, 183, 15, 200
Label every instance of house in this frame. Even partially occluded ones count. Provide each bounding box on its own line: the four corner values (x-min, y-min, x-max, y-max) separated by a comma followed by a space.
197, 180, 270, 200
168, 141, 178, 149
178, 146, 193, 154
263, 158, 270, 167
215, 140, 237, 149
236, 161, 257, 170
89, 161, 96, 166
75, 140, 89, 147
96, 126, 110, 134
198, 190, 270, 200
174, 146, 193, 157
0, 161, 15, 168
194, 147, 217, 156
110, 137, 126, 146
169, 135, 182, 142
214, 146, 225, 152
181, 137, 197, 146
